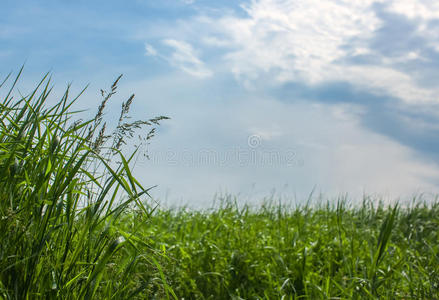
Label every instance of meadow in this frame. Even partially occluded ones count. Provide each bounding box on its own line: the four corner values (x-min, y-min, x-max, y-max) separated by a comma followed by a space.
1, 71, 438, 299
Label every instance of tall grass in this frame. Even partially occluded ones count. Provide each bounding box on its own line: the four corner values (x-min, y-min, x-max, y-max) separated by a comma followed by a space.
0, 69, 172, 299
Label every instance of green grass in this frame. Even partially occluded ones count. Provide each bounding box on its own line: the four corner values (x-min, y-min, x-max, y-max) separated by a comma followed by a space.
131, 197, 439, 299
1, 71, 439, 299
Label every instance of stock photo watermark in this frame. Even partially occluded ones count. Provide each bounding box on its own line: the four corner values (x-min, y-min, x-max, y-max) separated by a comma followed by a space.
143, 134, 304, 167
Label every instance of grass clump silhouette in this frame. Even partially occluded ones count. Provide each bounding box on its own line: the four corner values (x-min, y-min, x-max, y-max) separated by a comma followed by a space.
0, 68, 172, 299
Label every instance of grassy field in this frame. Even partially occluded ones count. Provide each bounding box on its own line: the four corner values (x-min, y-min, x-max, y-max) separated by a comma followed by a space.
1, 72, 438, 299
136, 197, 439, 299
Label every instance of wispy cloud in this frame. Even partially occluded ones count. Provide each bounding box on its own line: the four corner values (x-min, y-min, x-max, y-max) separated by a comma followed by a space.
163, 39, 212, 78
145, 39, 212, 78
145, 43, 158, 56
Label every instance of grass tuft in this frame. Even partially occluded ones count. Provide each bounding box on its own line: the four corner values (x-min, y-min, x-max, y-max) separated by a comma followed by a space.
0, 70, 171, 299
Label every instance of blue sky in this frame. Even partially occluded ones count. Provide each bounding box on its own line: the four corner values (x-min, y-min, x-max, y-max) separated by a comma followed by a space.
2, 0, 439, 206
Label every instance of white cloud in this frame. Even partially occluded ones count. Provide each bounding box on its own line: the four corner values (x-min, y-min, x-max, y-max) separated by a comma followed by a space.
388, 0, 439, 20
212, 0, 382, 83
163, 39, 213, 78
144, 43, 158, 56
176, 0, 439, 103
145, 39, 212, 78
